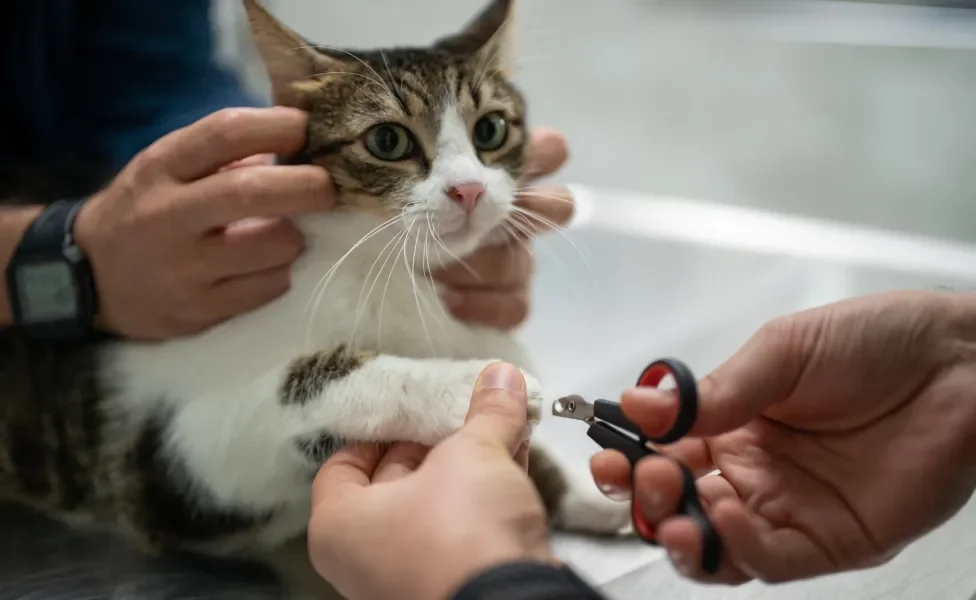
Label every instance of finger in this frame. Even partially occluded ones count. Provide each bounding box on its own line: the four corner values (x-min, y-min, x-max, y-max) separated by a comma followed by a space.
458, 362, 528, 455
312, 443, 385, 506
434, 245, 531, 288
198, 217, 305, 280
621, 388, 679, 438
658, 516, 751, 585
159, 107, 308, 181
206, 264, 293, 322
590, 450, 632, 500
443, 288, 529, 331
372, 443, 430, 483
692, 319, 806, 436
658, 438, 714, 477
633, 457, 686, 524
522, 128, 569, 181
694, 473, 740, 507
179, 164, 334, 232
512, 185, 574, 232
220, 153, 276, 171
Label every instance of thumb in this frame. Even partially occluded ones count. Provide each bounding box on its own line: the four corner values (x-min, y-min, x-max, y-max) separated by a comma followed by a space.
459, 362, 528, 455
312, 443, 384, 508
625, 320, 806, 437
694, 319, 807, 435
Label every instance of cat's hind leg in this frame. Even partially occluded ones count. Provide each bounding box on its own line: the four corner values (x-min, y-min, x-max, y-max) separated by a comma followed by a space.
528, 442, 634, 537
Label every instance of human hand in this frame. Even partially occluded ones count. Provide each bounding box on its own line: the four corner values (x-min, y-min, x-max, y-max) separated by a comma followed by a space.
435, 127, 573, 330
592, 290, 976, 584
308, 362, 555, 600
75, 107, 334, 340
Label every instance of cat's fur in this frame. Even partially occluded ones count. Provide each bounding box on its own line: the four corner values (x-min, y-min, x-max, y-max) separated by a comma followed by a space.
0, 0, 630, 596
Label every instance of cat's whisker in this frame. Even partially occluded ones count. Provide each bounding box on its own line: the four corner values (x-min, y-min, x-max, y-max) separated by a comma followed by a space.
301, 217, 400, 346
404, 224, 437, 357
512, 190, 576, 205
302, 216, 397, 320
379, 50, 404, 100
511, 208, 601, 297
506, 214, 581, 296
376, 226, 411, 347
422, 213, 480, 281
300, 70, 384, 91
509, 196, 600, 267
296, 44, 398, 103
422, 215, 453, 327
347, 226, 410, 349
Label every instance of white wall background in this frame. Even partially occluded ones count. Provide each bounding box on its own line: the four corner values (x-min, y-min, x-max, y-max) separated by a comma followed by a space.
213, 0, 976, 242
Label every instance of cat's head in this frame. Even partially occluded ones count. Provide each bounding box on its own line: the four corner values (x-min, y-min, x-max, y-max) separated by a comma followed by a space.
244, 0, 526, 258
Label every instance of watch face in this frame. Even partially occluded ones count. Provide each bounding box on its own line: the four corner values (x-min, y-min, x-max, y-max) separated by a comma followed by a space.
16, 260, 78, 323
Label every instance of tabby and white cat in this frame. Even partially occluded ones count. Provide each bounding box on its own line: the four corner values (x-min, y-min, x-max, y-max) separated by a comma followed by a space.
0, 0, 630, 586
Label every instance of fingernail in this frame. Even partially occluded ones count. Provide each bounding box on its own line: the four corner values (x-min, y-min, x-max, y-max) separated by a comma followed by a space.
668, 550, 693, 577
441, 289, 464, 310
598, 484, 631, 502
479, 362, 525, 392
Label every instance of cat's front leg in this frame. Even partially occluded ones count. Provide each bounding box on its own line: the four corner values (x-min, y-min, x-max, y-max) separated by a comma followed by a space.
278, 346, 543, 447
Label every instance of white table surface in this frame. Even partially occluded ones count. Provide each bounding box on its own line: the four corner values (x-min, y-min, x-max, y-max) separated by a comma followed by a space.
521, 185, 976, 600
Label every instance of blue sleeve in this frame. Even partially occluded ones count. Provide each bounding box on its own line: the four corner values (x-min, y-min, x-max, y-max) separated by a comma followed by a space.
70, 0, 268, 168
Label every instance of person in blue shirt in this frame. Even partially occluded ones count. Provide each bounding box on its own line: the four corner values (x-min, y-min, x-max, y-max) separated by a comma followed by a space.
0, 0, 572, 341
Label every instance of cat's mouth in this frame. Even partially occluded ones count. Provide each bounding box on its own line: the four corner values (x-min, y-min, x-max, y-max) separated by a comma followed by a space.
437, 221, 474, 243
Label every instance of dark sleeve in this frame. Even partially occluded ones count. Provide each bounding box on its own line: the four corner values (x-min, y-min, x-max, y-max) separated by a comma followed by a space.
70, 0, 265, 168
449, 561, 607, 600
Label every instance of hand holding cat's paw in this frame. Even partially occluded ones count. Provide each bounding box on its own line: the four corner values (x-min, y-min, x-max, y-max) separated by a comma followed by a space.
440, 360, 541, 443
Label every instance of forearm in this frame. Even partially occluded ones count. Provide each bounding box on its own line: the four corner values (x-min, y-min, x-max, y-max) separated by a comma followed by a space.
449, 561, 606, 600
0, 205, 43, 326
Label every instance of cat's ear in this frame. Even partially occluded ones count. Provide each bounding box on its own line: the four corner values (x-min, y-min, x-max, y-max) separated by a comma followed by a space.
435, 0, 517, 76
242, 0, 340, 108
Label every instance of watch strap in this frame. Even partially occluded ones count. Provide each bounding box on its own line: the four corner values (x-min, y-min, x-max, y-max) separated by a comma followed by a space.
14, 199, 84, 256
7, 198, 98, 342
450, 561, 606, 600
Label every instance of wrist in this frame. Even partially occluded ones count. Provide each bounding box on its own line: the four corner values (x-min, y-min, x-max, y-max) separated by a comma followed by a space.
72, 196, 110, 333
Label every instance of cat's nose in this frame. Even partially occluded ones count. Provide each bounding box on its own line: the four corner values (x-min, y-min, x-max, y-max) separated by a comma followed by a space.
446, 182, 485, 212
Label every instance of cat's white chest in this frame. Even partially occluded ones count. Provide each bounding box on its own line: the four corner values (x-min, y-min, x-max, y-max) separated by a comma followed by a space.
109, 211, 530, 402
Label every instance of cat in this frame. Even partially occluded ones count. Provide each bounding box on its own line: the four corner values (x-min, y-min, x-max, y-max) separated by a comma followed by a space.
0, 0, 630, 596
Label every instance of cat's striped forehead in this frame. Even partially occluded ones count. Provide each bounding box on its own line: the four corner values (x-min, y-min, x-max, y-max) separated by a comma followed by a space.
299, 47, 525, 156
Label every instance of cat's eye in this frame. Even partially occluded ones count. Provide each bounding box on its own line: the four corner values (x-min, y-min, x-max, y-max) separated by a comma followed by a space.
472, 112, 509, 152
365, 123, 416, 161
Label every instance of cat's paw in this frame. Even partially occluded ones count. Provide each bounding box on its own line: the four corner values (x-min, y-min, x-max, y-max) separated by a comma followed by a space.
422, 359, 543, 445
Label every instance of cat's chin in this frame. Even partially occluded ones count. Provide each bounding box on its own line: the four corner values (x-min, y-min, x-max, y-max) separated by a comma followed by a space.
436, 222, 507, 261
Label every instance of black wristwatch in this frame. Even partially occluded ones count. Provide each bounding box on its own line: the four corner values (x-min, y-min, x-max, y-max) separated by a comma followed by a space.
5, 198, 99, 342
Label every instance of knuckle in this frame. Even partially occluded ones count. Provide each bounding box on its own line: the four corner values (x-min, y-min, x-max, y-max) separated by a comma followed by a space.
756, 316, 798, 350
227, 168, 260, 208
278, 226, 305, 259
206, 108, 248, 148
259, 270, 293, 300
300, 165, 331, 191
133, 142, 168, 177
509, 295, 530, 327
